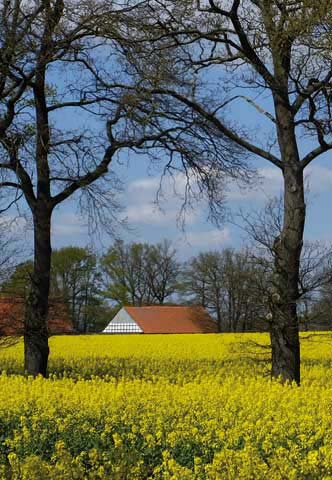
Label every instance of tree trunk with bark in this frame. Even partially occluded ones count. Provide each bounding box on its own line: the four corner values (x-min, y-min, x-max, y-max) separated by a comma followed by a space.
24, 207, 52, 376
216, 303, 222, 333
270, 98, 305, 384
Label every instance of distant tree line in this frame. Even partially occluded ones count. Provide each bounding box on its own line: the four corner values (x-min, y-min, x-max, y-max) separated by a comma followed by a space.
2, 236, 332, 334
0, 247, 109, 334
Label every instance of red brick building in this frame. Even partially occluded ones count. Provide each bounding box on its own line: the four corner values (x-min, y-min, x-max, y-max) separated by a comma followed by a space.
0, 296, 74, 335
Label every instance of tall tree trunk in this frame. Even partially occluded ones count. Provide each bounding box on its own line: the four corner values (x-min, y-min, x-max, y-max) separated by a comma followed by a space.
24, 208, 52, 376
271, 99, 305, 385
227, 290, 232, 332
216, 304, 222, 332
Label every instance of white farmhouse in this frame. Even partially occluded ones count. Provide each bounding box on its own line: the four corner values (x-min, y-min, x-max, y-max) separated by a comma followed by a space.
103, 305, 218, 334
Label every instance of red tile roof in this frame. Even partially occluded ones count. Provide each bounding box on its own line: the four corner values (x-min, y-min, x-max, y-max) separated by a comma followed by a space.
0, 296, 74, 336
124, 305, 218, 333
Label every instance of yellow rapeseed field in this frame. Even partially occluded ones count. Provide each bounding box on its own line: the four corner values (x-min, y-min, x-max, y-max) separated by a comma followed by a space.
1, 333, 332, 479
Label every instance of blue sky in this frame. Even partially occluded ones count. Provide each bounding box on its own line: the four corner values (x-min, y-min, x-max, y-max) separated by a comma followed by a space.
44, 91, 332, 259
8, 69, 332, 260
46, 146, 332, 259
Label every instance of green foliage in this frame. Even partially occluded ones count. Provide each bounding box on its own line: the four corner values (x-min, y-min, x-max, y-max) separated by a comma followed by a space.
1, 261, 33, 299
51, 247, 104, 333
101, 239, 179, 307
1, 248, 110, 333
181, 249, 266, 332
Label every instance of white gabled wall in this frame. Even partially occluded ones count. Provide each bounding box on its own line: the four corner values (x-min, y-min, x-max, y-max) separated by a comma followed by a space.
103, 308, 143, 333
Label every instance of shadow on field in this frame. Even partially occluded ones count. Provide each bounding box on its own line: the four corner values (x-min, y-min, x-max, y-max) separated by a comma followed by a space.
47, 356, 264, 382
2, 334, 332, 381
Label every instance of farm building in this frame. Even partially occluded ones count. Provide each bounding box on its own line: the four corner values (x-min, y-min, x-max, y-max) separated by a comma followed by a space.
0, 296, 74, 335
103, 305, 218, 334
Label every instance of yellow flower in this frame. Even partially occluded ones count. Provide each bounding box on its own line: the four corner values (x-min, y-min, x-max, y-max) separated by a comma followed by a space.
112, 433, 122, 448
0, 332, 332, 478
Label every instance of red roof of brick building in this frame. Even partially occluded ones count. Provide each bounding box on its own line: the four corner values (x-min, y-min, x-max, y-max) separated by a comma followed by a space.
0, 297, 74, 336
124, 305, 218, 333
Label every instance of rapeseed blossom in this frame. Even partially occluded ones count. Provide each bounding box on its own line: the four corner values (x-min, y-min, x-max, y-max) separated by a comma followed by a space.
0, 333, 331, 478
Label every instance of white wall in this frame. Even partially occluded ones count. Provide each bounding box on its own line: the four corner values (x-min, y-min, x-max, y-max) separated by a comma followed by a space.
103, 308, 143, 333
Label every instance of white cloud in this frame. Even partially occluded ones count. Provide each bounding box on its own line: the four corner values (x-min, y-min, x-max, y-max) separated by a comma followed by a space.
52, 213, 85, 236
227, 167, 283, 201
125, 202, 198, 226
184, 227, 231, 248
128, 176, 160, 194
126, 172, 202, 226
128, 172, 189, 202
125, 163, 332, 232
227, 164, 332, 202
0, 215, 31, 236
305, 165, 332, 194
129, 167, 284, 205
